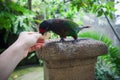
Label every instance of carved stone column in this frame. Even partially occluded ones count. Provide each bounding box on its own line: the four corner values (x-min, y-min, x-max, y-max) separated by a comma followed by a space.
37, 39, 108, 80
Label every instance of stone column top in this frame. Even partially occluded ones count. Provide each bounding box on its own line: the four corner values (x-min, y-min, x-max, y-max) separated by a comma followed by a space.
37, 38, 108, 61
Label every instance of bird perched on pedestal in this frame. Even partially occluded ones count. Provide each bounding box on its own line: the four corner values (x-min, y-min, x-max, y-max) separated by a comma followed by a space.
39, 19, 90, 42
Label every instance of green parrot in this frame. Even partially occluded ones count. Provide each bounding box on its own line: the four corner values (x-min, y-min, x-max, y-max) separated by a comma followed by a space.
39, 19, 90, 42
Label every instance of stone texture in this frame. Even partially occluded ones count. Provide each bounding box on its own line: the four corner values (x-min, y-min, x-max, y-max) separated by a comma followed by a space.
37, 38, 108, 80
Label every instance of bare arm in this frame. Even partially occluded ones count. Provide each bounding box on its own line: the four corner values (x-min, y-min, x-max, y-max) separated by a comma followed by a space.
0, 32, 44, 80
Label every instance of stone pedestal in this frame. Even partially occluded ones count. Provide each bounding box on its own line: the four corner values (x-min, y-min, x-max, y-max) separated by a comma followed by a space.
37, 39, 108, 80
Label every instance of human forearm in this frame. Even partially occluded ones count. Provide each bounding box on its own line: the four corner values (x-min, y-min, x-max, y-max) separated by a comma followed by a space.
0, 40, 28, 80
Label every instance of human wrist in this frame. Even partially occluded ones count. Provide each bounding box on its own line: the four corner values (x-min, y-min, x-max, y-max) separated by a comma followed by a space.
14, 39, 29, 58
15, 37, 31, 50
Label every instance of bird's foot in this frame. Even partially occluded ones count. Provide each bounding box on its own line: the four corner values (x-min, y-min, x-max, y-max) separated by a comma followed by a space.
72, 39, 79, 44
59, 39, 65, 43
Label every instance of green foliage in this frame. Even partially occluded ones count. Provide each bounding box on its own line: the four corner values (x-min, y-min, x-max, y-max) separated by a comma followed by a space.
45, 0, 78, 20
32, 0, 80, 21
0, 1, 36, 49
50, 32, 59, 39
0, 1, 36, 33
70, 0, 116, 19
79, 31, 113, 46
79, 31, 120, 80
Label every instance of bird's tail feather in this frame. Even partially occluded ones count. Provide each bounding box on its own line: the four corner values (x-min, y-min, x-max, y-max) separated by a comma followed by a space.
79, 25, 91, 30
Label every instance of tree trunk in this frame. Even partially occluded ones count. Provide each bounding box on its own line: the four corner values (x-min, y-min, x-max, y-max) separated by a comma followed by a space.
115, 0, 120, 47
28, 0, 32, 10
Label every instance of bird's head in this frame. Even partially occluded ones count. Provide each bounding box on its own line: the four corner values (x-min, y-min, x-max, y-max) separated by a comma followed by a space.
39, 21, 50, 35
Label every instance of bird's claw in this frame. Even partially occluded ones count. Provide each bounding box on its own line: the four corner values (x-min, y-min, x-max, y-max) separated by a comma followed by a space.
72, 39, 79, 44
59, 39, 65, 43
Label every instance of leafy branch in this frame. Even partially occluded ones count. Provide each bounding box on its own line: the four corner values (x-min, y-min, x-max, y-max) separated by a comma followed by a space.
0, 1, 36, 32
0, 1, 36, 48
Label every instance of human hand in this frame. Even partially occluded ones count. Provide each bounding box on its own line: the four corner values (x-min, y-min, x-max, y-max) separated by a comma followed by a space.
28, 37, 44, 52
17, 32, 44, 52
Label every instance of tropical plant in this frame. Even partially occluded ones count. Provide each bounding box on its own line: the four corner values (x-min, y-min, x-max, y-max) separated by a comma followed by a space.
36, 0, 116, 19
79, 31, 120, 80
0, 1, 36, 51
0, 1, 35, 32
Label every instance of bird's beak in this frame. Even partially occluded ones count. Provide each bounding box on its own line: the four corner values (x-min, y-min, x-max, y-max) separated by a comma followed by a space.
39, 29, 46, 35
